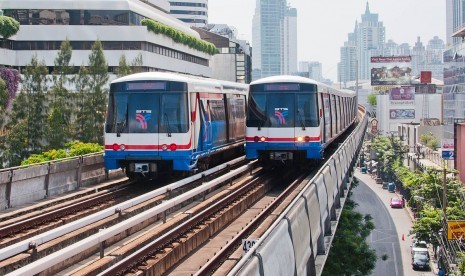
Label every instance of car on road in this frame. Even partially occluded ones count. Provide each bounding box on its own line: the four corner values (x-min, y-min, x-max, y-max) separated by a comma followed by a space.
411, 240, 428, 254
412, 250, 430, 270
390, 197, 404, 208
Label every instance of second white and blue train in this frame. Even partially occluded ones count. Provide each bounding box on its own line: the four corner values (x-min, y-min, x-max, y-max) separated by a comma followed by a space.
104, 72, 248, 179
245, 75, 357, 166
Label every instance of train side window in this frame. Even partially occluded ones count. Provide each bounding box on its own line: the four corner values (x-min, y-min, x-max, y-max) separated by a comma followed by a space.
296, 93, 318, 127
161, 93, 188, 133
246, 93, 267, 127
106, 93, 128, 133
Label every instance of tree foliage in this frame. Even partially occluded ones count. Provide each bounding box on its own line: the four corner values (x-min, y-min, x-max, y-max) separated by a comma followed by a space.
21, 141, 103, 165
419, 132, 439, 150
323, 180, 377, 276
116, 53, 143, 78
367, 93, 377, 107
48, 39, 74, 149
0, 14, 20, 39
141, 18, 217, 55
74, 40, 108, 144
2, 55, 49, 166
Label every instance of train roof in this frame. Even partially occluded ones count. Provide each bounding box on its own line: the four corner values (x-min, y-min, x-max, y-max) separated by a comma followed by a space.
250, 75, 356, 97
111, 72, 248, 92
250, 75, 319, 86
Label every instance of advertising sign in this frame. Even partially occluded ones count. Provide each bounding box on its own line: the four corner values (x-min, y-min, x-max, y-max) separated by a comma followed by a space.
389, 86, 415, 101
442, 139, 455, 160
448, 221, 465, 240
371, 56, 412, 85
420, 71, 432, 83
389, 109, 415, 119
372, 86, 391, 95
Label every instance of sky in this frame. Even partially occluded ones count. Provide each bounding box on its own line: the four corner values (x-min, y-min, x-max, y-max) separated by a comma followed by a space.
208, 0, 447, 82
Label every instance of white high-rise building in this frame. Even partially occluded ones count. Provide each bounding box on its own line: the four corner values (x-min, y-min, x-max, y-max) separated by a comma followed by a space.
252, 0, 297, 80
283, 7, 297, 75
0, 0, 213, 78
356, 3, 385, 80
169, 0, 208, 28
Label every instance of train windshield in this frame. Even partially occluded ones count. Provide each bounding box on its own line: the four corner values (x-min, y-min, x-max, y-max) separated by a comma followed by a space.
246, 84, 319, 128
106, 81, 188, 134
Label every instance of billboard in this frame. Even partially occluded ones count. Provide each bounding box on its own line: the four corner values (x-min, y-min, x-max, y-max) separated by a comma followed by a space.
371, 56, 412, 85
389, 86, 415, 101
448, 221, 465, 240
389, 109, 415, 119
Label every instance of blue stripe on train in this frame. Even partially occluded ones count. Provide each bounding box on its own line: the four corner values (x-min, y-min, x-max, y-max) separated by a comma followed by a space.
245, 142, 324, 159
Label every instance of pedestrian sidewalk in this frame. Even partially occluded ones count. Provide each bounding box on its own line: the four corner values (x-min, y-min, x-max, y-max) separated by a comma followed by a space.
355, 168, 440, 275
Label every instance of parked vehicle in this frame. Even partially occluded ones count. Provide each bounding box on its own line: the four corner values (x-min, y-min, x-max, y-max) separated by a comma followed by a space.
412, 250, 430, 270
390, 197, 404, 208
411, 240, 428, 254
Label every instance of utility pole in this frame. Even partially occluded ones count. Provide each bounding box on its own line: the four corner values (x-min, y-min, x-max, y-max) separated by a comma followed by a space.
443, 160, 447, 220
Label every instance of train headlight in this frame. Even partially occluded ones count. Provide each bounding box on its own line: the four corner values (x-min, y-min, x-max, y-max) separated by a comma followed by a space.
260, 136, 266, 142
169, 143, 177, 151
161, 144, 168, 151
296, 136, 304, 142
119, 144, 126, 150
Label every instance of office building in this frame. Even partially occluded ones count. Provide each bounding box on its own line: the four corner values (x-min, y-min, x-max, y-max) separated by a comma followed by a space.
169, 0, 208, 28
252, 0, 297, 80
0, 0, 213, 78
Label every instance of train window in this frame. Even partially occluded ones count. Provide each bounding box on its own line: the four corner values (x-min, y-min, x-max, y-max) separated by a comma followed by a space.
296, 93, 319, 127
128, 93, 159, 133
106, 93, 129, 133
209, 99, 226, 121
267, 94, 294, 128
330, 95, 337, 136
161, 93, 188, 133
246, 93, 267, 127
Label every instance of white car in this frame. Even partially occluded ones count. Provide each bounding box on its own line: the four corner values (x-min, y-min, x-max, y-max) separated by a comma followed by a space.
410, 240, 428, 255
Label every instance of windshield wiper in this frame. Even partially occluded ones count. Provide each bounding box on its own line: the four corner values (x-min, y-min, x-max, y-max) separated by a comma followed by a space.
116, 104, 128, 137
116, 120, 126, 137
297, 110, 306, 130
164, 113, 172, 137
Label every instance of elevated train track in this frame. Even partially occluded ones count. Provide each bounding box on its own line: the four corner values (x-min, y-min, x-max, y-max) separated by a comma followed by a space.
0, 106, 367, 275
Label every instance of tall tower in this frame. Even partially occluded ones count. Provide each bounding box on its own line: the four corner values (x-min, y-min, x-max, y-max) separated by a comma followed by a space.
356, 2, 385, 80
252, 0, 297, 80
338, 22, 358, 84
283, 7, 297, 75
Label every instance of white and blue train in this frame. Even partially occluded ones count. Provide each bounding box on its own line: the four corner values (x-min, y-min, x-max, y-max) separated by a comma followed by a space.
104, 72, 248, 179
245, 75, 357, 166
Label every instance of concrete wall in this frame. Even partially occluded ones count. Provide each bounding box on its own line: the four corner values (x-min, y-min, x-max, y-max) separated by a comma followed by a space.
0, 153, 124, 209
232, 108, 368, 276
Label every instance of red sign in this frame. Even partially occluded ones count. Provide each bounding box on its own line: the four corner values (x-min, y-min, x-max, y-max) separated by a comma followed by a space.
420, 71, 432, 84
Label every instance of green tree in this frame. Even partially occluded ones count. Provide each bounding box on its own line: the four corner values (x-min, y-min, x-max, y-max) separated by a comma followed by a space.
0, 12, 20, 40
323, 180, 377, 276
78, 40, 109, 144
367, 93, 377, 107
419, 132, 439, 150
73, 64, 89, 142
48, 39, 74, 149
131, 53, 143, 73
4, 55, 49, 165
0, 78, 6, 124
116, 54, 131, 78
116, 53, 143, 78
